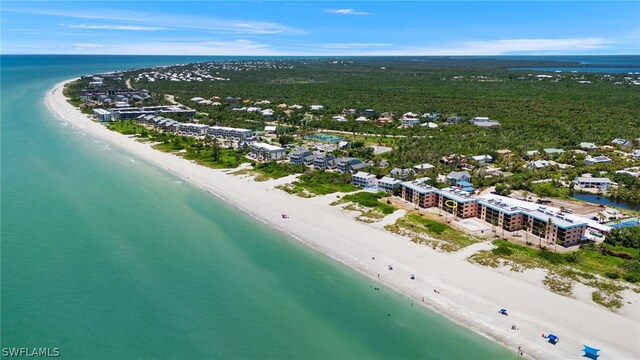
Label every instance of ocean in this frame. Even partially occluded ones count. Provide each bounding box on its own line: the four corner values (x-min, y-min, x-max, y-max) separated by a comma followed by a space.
0, 55, 538, 359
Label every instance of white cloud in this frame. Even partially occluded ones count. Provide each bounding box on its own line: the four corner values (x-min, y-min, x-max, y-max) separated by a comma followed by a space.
64, 24, 172, 31
6, 8, 303, 35
75, 39, 278, 55
320, 38, 611, 56
442, 38, 609, 55
323, 9, 370, 15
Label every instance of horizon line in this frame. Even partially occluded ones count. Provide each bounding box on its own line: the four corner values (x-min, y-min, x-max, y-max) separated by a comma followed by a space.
2, 53, 639, 57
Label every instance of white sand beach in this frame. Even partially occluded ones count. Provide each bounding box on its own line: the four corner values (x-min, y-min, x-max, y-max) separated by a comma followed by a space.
46, 79, 640, 359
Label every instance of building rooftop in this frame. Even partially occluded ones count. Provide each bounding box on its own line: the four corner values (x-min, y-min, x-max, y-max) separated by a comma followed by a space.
438, 187, 475, 203
252, 142, 285, 151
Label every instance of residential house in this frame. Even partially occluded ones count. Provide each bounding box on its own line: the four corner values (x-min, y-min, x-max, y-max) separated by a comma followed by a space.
310, 105, 325, 111
332, 115, 347, 122
612, 138, 629, 146
355, 116, 369, 122
190, 97, 205, 102
352, 172, 377, 188
632, 149, 640, 158
527, 160, 550, 170
585, 156, 612, 166
360, 109, 376, 116
313, 154, 336, 170
472, 117, 501, 127
496, 149, 513, 158
376, 116, 394, 125
413, 163, 435, 172
250, 142, 287, 162
378, 176, 402, 193
544, 148, 565, 156
525, 150, 540, 158
401, 112, 420, 126
264, 126, 277, 134
337, 141, 350, 149
289, 149, 313, 165
421, 122, 438, 128
579, 142, 597, 149
390, 168, 415, 180
446, 115, 463, 123
92, 108, 112, 122
336, 158, 365, 173
440, 154, 467, 166
446, 171, 471, 185
574, 177, 613, 190
471, 155, 493, 165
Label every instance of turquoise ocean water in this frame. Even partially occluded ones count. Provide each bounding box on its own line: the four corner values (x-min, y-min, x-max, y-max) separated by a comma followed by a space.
0, 55, 531, 359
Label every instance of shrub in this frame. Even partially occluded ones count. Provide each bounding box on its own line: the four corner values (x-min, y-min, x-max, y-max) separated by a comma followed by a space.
605, 272, 620, 279
492, 246, 513, 256
538, 250, 564, 264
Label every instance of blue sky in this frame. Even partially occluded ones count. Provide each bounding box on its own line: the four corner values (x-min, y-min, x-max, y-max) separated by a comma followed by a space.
2, 1, 639, 55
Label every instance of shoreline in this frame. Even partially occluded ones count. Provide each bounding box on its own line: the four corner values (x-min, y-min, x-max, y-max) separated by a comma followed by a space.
46, 78, 640, 359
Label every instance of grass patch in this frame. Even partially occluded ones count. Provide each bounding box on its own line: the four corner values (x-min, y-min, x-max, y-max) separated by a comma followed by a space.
469, 239, 640, 309
331, 191, 396, 223
337, 192, 397, 214
592, 290, 623, 310
542, 274, 574, 296
253, 162, 307, 179
282, 171, 358, 196
385, 214, 481, 252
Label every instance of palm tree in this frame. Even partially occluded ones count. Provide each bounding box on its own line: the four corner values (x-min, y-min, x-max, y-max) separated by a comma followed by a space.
546, 217, 554, 248
490, 218, 499, 235
536, 222, 546, 248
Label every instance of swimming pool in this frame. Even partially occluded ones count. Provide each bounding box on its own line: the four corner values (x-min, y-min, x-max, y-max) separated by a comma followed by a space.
306, 133, 344, 143
607, 218, 640, 229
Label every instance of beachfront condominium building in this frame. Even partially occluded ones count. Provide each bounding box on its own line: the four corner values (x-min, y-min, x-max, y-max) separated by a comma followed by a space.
377, 176, 402, 193
436, 188, 477, 219
352, 172, 377, 188
522, 209, 587, 247
574, 177, 613, 190
250, 142, 286, 162
110, 105, 196, 120
399, 180, 438, 208
178, 123, 210, 136
206, 126, 253, 140
396, 180, 598, 247
93, 108, 112, 122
